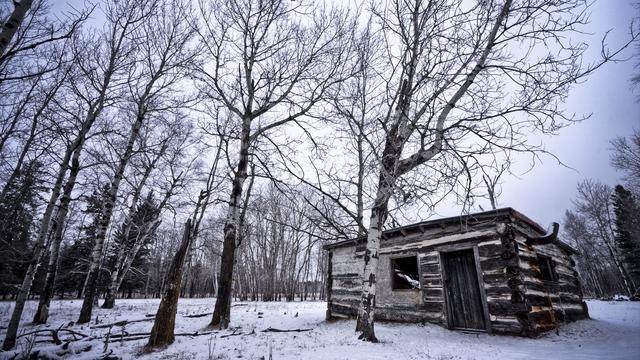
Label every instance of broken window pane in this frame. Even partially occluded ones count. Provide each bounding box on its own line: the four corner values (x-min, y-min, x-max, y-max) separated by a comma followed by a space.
391, 256, 420, 290
538, 255, 557, 282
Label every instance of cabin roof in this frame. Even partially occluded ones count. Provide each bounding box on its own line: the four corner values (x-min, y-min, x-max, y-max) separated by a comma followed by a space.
323, 207, 577, 254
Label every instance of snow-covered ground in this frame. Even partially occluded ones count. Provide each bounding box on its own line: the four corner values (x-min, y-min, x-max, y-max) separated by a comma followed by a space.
1, 299, 638, 359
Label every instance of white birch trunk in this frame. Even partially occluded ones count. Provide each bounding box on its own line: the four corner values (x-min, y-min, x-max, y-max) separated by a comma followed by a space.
1, 111, 94, 349
78, 113, 145, 323
0, 0, 33, 58
33, 143, 84, 324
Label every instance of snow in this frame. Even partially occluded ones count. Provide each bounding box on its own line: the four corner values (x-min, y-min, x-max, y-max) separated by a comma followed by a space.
1, 299, 638, 359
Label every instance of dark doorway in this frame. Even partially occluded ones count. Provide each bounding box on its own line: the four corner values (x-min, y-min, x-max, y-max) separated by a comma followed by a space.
441, 249, 486, 331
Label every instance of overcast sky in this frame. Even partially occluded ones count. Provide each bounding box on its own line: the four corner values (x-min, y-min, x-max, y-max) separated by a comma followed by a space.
479, 0, 640, 229
50, 0, 639, 230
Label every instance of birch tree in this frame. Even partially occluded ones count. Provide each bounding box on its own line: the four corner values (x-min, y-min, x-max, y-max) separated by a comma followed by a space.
351, 0, 638, 341
0, 0, 86, 69
0, 0, 33, 58
0, 4, 93, 352
102, 117, 198, 308
77, 0, 196, 322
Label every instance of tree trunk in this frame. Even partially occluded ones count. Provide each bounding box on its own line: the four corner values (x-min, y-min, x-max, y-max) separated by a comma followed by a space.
0, 0, 33, 59
209, 117, 252, 329
1, 140, 75, 350
353, 0, 512, 343
355, 180, 392, 343
145, 219, 191, 350
102, 147, 164, 309
604, 239, 635, 297
33, 145, 83, 324
78, 113, 145, 323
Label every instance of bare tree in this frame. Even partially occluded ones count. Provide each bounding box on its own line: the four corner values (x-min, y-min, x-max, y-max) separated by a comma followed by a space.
564, 179, 639, 298
1, 3, 92, 351
102, 117, 198, 308
0, 0, 88, 81
145, 218, 193, 350
91, 0, 198, 310
611, 129, 640, 192
480, 155, 511, 211
194, 0, 350, 329
145, 133, 225, 350
348, 0, 638, 341
285, 17, 382, 240
76, 0, 195, 323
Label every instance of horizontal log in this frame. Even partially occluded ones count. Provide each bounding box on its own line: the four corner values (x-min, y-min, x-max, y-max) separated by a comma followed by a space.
490, 317, 524, 335
382, 231, 495, 255
487, 298, 528, 317
423, 288, 443, 298
332, 273, 361, 279
330, 303, 359, 317
477, 243, 503, 257
420, 253, 439, 264
90, 318, 154, 329
374, 308, 443, 324
261, 327, 313, 333
333, 278, 361, 289
479, 257, 509, 271
528, 309, 555, 325
420, 263, 440, 274
422, 301, 444, 313
483, 285, 512, 297
331, 289, 361, 297
525, 293, 553, 307
421, 276, 442, 287
482, 272, 508, 285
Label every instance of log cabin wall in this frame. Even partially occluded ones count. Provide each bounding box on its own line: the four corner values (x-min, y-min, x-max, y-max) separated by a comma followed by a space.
324, 208, 588, 337
327, 245, 362, 318
327, 218, 501, 325
478, 226, 528, 335
509, 219, 589, 335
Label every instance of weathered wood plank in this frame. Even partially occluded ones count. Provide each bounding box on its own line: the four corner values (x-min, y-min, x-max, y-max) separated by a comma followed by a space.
420, 262, 440, 274
487, 298, 528, 316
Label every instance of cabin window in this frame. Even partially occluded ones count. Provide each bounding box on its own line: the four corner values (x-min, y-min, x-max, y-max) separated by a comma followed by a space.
538, 255, 557, 282
391, 256, 420, 290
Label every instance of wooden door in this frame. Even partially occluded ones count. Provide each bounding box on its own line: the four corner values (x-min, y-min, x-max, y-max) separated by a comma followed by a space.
442, 249, 486, 330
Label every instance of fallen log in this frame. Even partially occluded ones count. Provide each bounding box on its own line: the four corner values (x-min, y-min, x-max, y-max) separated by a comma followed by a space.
90, 317, 155, 329
183, 312, 212, 318
16, 325, 88, 345
107, 330, 219, 343
260, 327, 313, 333
219, 329, 255, 338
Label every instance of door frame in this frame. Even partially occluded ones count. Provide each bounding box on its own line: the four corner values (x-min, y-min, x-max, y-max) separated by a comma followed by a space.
439, 245, 492, 333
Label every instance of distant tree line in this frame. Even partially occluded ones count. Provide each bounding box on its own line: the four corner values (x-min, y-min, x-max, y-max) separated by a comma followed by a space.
563, 130, 640, 299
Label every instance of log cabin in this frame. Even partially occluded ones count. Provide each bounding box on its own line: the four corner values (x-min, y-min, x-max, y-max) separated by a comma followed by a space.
324, 208, 589, 337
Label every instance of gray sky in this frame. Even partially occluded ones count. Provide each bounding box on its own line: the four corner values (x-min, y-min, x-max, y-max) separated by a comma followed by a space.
50, 0, 639, 230
485, 0, 640, 229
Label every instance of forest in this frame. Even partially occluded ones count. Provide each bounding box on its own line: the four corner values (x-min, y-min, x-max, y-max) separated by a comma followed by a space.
0, 0, 639, 358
